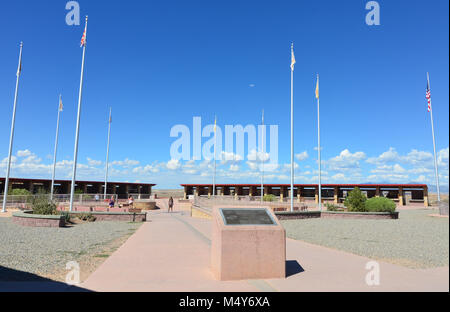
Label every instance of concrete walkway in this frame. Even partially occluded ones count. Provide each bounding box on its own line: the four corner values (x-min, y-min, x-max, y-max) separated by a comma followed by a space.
82, 210, 449, 292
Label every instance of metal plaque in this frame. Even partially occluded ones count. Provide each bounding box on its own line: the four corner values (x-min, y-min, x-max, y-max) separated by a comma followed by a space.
220, 208, 276, 226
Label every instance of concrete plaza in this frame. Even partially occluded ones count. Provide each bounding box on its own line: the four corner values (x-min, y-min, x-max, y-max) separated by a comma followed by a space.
81, 204, 449, 292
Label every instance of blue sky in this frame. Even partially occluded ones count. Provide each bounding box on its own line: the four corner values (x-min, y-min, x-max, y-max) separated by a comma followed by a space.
0, 0, 448, 190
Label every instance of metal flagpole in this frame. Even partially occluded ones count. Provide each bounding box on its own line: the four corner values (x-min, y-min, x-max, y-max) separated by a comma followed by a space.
261, 109, 264, 203
427, 72, 441, 202
104, 107, 112, 200
317, 74, 322, 211
213, 116, 217, 198
290, 43, 295, 212
69, 16, 88, 212
2, 42, 23, 213
50, 94, 63, 200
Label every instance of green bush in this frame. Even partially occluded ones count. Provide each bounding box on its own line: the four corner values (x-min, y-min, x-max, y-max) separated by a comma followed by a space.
77, 213, 96, 222
31, 195, 57, 215
8, 188, 31, 196
365, 197, 396, 213
58, 211, 71, 223
263, 194, 276, 202
344, 187, 367, 212
325, 203, 342, 211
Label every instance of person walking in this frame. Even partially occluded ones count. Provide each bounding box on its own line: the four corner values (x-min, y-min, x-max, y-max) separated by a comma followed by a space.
168, 196, 174, 213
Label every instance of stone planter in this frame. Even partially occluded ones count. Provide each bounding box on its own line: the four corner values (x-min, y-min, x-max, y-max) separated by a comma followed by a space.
69, 211, 146, 222
275, 211, 321, 220
12, 211, 65, 228
321, 211, 399, 220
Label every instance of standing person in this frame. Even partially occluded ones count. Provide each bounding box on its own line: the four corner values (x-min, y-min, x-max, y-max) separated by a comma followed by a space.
128, 195, 134, 208
168, 196, 174, 213
108, 196, 115, 209
95, 194, 99, 202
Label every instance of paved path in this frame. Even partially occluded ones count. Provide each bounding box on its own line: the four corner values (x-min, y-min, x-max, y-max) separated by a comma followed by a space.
82, 210, 449, 292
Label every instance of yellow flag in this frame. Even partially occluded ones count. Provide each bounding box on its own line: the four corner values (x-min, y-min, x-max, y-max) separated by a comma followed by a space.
214, 117, 217, 133
315, 75, 319, 99
290, 45, 296, 71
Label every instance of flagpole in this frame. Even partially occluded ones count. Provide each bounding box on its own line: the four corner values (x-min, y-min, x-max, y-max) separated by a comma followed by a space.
213, 116, 217, 198
50, 94, 62, 200
317, 74, 322, 211
69, 16, 88, 212
261, 109, 265, 203
2, 42, 23, 213
104, 107, 112, 200
427, 72, 440, 202
290, 43, 294, 212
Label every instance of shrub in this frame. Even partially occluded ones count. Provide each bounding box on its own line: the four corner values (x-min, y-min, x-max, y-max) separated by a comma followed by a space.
263, 194, 276, 202
365, 197, 396, 213
31, 195, 57, 215
8, 188, 31, 196
58, 211, 71, 223
344, 187, 367, 212
77, 213, 96, 222
325, 203, 342, 211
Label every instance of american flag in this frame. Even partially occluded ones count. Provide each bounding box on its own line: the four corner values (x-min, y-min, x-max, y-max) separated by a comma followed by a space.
426, 81, 431, 112
80, 25, 87, 47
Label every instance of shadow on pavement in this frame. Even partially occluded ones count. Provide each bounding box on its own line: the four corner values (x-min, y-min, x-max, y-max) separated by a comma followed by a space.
286, 260, 305, 278
0, 265, 92, 292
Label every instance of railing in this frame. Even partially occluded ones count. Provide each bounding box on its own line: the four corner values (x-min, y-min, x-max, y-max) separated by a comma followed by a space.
193, 195, 311, 211
0, 194, 119, 208
128, 193, 153, 200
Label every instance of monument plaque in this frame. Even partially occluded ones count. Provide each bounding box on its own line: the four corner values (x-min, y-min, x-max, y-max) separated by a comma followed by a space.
211, 206, 286, 281
220, 208, 276, 226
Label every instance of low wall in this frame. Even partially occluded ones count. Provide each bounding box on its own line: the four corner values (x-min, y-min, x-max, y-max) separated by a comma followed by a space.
58, 206, 133, 213
12, 211, 65, 228
69, 211, 147, 222
191, 206, 212, 220
321, 211, 399, 220
275, 211, 321, 220
191, 204, 399, 221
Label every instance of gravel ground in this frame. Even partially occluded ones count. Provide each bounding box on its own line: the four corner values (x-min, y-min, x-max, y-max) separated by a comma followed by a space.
281, 209, 449, 269
0, 219, 142, 281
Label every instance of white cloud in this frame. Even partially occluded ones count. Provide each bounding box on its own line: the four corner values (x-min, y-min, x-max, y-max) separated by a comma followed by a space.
111, 158, 140, 168
17, 149, 32, 157
438, 147, 449, 169
87, 157, 102, 166
366, 147, 400, 165
295, 151, 308, 162
326, 149, 366, 172
166, 159, 181, 170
